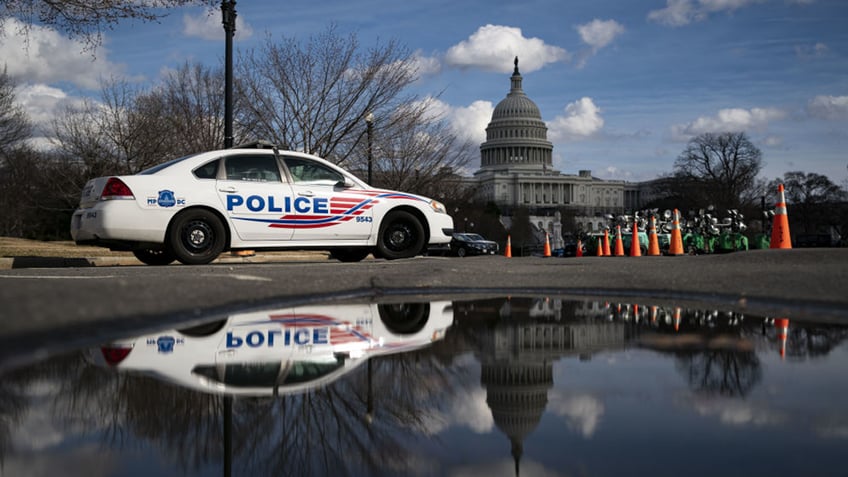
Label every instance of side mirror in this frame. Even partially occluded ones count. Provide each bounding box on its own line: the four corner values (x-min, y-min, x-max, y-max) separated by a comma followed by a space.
335, 178, 356, 189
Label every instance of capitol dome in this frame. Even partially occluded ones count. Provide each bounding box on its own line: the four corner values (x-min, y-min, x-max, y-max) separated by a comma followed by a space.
480, 57, 553, 173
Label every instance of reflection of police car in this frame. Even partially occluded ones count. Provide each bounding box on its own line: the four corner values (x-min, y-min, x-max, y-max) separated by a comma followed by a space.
70, 142, 454, 265
88, 301, 453, 396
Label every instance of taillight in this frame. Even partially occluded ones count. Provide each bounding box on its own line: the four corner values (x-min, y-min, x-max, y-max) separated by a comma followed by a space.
100, 177, 134, 200
100, 346, 132, 365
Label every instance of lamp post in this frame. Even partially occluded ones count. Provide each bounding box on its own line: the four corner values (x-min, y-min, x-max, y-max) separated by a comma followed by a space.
221, 0, 237, 149
365, 113, 374, 185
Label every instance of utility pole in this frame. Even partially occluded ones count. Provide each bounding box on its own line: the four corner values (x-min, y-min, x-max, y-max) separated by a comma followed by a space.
221, 1, 237, 148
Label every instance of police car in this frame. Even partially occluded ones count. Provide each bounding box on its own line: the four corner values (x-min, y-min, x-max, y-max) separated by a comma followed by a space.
70, 142, 454, 265
87, 301, 453, 396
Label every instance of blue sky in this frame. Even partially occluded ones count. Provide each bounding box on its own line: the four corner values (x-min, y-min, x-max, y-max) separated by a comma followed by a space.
2, 0, 847, 185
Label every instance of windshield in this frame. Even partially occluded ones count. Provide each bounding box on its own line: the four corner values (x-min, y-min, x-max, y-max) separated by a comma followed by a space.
457, 233, 485, 241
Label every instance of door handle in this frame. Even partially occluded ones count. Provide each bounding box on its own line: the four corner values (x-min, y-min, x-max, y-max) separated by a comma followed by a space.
219, 187, 237, 193
298, 191, 314, 197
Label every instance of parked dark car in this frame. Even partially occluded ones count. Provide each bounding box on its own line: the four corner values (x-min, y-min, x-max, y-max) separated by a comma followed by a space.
450, 233, 499, 257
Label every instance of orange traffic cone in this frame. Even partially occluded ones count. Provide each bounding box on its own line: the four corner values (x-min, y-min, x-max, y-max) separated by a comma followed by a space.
613, 225, 625, 256
647, 216, 661, 256
650, 305, 658, 323
668, 209, 684, 256
505, 235, 512, 258
673, 307, 681, 332
630, 219, 641, 257
770, 184, 792, 249
596, 237, 604, 256
576, 239, 583, 257
543, 233, 552, 257
602, 229, 611, 256
775, 318, 789, 358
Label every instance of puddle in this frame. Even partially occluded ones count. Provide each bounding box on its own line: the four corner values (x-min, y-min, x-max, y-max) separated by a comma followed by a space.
1, 295, 846, 476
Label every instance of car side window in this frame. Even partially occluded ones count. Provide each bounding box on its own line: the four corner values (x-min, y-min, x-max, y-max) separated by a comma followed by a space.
224, 155, 282, 182
193, 160, 219, 179
283, 157, 343, 185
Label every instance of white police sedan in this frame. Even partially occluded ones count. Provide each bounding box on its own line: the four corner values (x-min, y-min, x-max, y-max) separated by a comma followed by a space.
88, 300, 453, 396
70, 142, 454, 265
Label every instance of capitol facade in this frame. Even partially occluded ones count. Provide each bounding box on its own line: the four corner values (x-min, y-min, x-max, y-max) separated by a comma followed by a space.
472, 58, 653, 238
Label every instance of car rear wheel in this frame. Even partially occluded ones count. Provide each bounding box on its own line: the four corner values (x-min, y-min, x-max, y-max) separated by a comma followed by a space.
376, 210, 425, 260
329, 248, 371, 262
168, 209, 226, 265
132, 248, 175, 266
456, 247, 467, 257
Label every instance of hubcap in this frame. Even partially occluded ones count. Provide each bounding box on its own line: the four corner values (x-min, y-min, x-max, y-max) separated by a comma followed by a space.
386, 223, 413, 251
184, 221, 213, 251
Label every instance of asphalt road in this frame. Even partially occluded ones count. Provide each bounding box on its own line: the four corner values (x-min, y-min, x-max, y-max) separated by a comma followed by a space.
1, 248, 847, 370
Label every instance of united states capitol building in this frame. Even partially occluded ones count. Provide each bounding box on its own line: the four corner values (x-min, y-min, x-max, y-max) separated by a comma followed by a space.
471, 58, 657, 246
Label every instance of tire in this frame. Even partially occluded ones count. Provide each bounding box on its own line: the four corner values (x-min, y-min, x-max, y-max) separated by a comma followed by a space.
133, 248, 175, 266
168, 209, 227, 265
376, 210, 426, 260
329, 248, 371, 262
378, 303, 430, 334
456, 247, 467, 257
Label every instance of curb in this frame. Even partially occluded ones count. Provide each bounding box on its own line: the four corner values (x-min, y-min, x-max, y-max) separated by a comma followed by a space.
0, 252, 333, 269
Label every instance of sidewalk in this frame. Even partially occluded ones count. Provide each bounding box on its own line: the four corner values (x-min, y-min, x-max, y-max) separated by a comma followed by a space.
0, 237, 331, 269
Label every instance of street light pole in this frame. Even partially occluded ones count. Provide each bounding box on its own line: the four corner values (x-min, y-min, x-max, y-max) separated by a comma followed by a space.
221, 0, 237, 149
365, 113, 374, 185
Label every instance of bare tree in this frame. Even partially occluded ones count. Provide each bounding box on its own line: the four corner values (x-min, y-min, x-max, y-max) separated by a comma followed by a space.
368, 98, 474, 194
52, 78, 175, 175
152, 61, 229, 155
0, 68, 30, 157
768, 171, 847, 237
0, 0, 217, 51
673, 132, 763, 210
235, 25, 417, 164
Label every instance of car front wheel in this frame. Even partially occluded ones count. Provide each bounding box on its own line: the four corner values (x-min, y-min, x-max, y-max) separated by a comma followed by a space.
168, 209, 226, 265
376, 210, 425, 260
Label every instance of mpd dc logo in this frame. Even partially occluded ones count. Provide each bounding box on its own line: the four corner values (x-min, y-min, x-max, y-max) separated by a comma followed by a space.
147, 190, 186, 207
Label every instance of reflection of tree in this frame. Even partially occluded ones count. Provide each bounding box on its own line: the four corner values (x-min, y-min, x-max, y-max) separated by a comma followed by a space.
782, 326, 848, 359
0, 370, 29, 466
9, 340, 470, 475
234, 348, 470, 475
675, 350, 762, 397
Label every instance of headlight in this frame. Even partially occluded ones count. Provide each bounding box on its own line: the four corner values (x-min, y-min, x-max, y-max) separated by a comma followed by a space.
429, 200, 447, 214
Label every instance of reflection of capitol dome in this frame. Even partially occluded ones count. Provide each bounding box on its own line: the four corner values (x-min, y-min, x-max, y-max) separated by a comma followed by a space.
482, 362, 553, 471
480, 57, 553, 173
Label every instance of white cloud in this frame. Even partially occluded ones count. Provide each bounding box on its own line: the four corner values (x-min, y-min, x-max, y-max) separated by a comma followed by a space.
670, 107, 787, 140
689, 396, 786, 427
419, 97, 493, 145
407, 51, 442, 78
548, 392, 605, 438
807, 95, 848, 120
795, 42, 828, 60
14, 84, 86, 128
420, 388, 493, 436
648, 0, 765, 26
0, 18, 121, 90
577, 19, 625, 51
445, 25, 569, 73
648, 0, 703, 26
182, 8, 253, 41
547, 97, 604, 141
